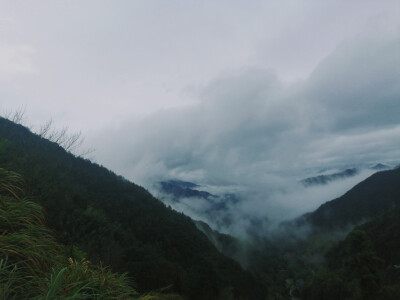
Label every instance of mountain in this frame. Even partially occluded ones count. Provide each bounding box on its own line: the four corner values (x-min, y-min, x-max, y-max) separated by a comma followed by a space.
371, 163, 390, 170
0, 117, 266, 299
179, 158, 400, 299
301, 168, 359, 186
157, 179, 244, 232
278, 167, 400, 299
359, 206, 400, 265
159, 180, 215, 199
301, 166, 400, 230
298, 205, 400, 300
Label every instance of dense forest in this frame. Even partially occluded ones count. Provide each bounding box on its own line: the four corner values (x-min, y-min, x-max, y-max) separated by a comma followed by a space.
1, 116, 400, 299
0, 167, 139, 299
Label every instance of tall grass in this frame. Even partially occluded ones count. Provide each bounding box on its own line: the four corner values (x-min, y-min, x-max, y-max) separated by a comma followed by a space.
0, 168, 137, 299
0, 168, 24, 200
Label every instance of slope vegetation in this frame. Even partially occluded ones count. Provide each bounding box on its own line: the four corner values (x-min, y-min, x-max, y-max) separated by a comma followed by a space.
0, 168, 139, 299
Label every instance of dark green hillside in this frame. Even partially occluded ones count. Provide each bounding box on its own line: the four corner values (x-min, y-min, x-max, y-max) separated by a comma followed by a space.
303, 167, 400, 230
0, 117, 266, 299
0, 168, 139, 299
286, 168, 400, 299
359, 206, 400, 265
298, 213, 400, 300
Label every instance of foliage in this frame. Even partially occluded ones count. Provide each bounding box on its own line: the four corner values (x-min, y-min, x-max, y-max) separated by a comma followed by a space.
1, 108, 93, 157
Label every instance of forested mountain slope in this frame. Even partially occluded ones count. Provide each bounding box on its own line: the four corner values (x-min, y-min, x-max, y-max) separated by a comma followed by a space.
298, 208, 400, 300
0, 168, 139, 299
359, 206, 400, 265
0, 117, 266, 300
261, 166, 400, 299
301, 166, 400, 230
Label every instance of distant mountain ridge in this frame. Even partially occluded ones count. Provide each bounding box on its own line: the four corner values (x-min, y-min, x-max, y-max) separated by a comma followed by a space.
159, 180, 215, 199
301, 163, 392, 187
371, 163, 390, 170
301, 168, 359, 186
158, 179, 240, 211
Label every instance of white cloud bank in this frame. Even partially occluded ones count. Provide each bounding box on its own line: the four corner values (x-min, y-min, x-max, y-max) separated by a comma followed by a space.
91, 27, 400, 235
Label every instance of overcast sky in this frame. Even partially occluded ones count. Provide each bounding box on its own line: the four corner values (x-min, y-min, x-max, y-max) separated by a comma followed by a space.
1, 1, 400, 224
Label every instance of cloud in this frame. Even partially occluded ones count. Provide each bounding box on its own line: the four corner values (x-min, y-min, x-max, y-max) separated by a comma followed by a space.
95, 28, 400, 184
1, 0, 398, 131
90, 26, 400, 238
1, 1, 398, 237
304, 31, 400, 131
0, 44, 37, 79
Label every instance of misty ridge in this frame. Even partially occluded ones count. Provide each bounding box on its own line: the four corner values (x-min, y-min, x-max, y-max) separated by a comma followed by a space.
153, 165, 393, 240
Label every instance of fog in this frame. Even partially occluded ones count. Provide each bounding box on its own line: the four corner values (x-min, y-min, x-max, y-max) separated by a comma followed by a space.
91, 28, 400, 237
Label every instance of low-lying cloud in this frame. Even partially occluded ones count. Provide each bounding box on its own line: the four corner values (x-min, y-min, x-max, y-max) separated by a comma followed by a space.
91, 28, 400, 236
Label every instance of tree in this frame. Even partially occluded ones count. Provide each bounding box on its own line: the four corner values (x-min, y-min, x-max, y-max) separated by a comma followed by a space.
2, 106, 30, 128
1, 108, 94, 158
342, 230, 384, 300
39, 119, 84, 152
